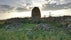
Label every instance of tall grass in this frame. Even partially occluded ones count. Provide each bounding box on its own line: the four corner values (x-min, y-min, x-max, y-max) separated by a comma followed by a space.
0, 29, 71, 40
0, 23, 71, 40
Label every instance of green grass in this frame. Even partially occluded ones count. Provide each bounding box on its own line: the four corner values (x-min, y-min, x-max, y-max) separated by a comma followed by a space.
23, 23, 36, 28
0, 23, 71, 40
0, 28, 71, 40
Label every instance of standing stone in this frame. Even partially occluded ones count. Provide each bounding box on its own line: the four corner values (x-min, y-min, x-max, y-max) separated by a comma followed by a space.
31, 7, 41, 19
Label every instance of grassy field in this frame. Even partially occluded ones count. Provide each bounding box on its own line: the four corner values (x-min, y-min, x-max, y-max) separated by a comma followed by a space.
0, 22, 71, 40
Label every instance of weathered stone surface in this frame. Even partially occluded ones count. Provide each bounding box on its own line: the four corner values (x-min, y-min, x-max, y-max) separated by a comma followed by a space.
32, 7, 41, 19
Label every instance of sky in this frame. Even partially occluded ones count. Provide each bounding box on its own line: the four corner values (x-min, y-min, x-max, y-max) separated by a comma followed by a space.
0, 0, 71, 20
0, 0, 71, 11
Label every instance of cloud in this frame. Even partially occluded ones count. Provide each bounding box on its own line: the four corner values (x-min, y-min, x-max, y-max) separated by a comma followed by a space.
0, 0, 71, 12
0, 5, 13, 13
0, 0, 71, 7
0, 0, 25, 7
43, 2, 71, 10
16, 7, 30, 12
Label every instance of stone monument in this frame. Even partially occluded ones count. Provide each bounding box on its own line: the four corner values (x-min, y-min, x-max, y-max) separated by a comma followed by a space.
31, 7, 41, 19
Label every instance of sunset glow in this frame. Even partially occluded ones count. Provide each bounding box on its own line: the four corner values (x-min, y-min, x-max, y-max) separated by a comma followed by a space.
0, 9, 71, 20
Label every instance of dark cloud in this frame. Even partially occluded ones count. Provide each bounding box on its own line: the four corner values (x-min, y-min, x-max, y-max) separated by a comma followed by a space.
0, 0, 25, 7
16, 7, 30, 12
43, 2, 71, 10
0, 0, 71, 12
0, 5, 13, 13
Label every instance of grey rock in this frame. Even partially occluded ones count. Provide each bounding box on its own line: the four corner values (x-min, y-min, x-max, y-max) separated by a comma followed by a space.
5, 22, 23, 29
34, 23, 51, 31
67, 24, 71, 32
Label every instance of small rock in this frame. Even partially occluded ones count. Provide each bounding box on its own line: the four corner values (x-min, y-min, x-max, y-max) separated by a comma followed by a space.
67, 24, 71, 32
34, 23, 51, 31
